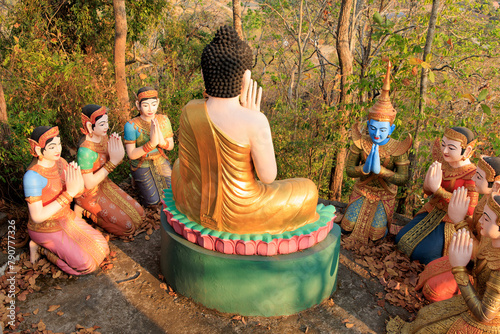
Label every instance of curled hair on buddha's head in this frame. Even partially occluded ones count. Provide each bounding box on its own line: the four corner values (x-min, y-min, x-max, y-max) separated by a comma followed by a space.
201, 25, 253, 98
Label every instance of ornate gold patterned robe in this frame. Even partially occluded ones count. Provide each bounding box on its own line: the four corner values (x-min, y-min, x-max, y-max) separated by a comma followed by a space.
341, 122, 412, 241
388, 237, 500, 333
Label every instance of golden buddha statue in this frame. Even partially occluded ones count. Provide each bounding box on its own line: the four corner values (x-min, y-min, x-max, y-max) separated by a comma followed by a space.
171, 25, 319, 235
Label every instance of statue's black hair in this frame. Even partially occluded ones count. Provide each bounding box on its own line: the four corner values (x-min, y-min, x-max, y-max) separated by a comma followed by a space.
201, 25, 253, 98
137, 86, 158, 104
82, 104, 106, 130
31, 126, 57, 153
451, 127, 475, 155
484, 156, 500, 188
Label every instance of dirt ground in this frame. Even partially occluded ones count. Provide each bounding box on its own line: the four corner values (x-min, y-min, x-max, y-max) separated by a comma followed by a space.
0, 199, 416, 334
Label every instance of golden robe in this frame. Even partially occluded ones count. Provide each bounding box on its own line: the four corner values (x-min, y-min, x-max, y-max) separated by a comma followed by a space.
171, 99, 319, 235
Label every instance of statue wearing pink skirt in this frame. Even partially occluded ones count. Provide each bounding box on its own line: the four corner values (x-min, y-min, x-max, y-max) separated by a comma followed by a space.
25, 126, 109, 275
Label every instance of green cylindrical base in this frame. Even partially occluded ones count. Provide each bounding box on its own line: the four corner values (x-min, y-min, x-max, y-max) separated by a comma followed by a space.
160, 213, 341, 316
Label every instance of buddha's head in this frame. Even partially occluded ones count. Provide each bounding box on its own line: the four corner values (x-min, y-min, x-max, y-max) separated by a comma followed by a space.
479, 193, 500, 238
440, 127, 475, 164
367, 61, 396, 146
81, 104, 108, 137
29, 126, 61, 161
473, 156, 500, 195
201, 25, 253, 98
136, 87, 159, 119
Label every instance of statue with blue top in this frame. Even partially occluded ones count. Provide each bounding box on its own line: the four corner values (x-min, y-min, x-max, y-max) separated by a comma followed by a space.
340, 61, 412, 243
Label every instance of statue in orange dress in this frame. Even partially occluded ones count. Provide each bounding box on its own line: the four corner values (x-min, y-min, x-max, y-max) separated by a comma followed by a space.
24, 126, 109, 275
417, 156, 500, 302
172, 25, 320, 235
387, 193, 500, 333
76, 104, 145, 236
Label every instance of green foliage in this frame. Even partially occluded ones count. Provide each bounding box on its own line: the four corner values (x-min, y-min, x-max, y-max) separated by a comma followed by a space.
0, 37, 116, 201
3, 0, 168, 56
271, 99, 338, 198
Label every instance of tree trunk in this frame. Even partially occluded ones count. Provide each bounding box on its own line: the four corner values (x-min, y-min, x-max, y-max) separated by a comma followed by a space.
113, 0, 130, 124
406, 0, 440, 215
409, 0, 440, 175
329, 0, 354, 201
0, 81, 10, 141
233, 0, 243, 39
415, 0, 440, 139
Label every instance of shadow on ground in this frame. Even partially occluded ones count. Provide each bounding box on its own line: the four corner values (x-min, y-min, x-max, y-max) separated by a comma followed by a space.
2, 201, 412, 334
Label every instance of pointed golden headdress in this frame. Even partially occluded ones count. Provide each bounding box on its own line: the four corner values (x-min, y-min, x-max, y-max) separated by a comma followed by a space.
368, 61, 397, 124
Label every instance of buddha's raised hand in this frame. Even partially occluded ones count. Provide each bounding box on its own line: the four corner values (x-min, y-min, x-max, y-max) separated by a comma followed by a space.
240, 79, 262, 112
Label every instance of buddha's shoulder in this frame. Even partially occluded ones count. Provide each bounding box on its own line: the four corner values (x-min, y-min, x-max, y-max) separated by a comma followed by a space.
184, 99, 206, 110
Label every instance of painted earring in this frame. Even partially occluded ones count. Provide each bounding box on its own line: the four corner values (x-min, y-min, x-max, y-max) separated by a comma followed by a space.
38, 155, 43, 161
89, 131, 93, 138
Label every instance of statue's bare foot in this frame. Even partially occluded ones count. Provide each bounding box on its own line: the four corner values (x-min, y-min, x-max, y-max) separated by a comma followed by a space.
29, 240, 41, 264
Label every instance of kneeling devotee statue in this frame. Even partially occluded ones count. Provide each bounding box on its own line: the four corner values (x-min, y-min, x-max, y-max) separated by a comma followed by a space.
124, 87, 174, 206
76, 104, 145, 237
25, 126, 109, 275
388, 193, 500, 334
396, 127, 478, 265
416, 156, 500, 303
340, 61, 412, 242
